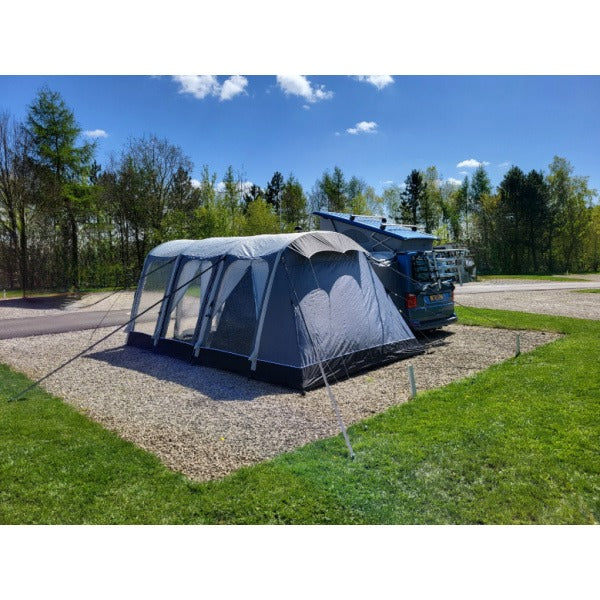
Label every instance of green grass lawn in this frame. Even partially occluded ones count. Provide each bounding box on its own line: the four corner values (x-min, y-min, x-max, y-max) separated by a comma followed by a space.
573, 288, 600, 294
0, 286, 130, 300
0, 290, 73, 300
478, 274, 591, 282
1, 307, 599, 524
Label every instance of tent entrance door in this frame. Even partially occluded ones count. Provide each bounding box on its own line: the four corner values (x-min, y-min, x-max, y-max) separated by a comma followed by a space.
162, 259, 212, 344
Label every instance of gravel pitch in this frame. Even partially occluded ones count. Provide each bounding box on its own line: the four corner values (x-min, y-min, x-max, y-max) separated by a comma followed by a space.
476, 274, 600, 285
457, 289, 600, 320
0, 325, 559, 482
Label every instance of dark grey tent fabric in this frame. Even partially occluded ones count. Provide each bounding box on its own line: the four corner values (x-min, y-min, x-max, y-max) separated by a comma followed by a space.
127, 231, 423, 390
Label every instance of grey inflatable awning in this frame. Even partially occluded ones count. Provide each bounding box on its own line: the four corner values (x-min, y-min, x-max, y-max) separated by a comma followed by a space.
147, 231, 365, 261
287, 231, 363, 258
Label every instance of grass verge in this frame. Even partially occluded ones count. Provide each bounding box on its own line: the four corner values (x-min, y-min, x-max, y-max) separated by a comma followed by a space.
573, 289, 600, 294
0, 286, 130, 300
478, 274, 591, 282
1, 307, 598, 524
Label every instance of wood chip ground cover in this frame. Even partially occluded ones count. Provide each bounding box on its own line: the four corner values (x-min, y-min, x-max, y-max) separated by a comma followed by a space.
0, 325, 559, 481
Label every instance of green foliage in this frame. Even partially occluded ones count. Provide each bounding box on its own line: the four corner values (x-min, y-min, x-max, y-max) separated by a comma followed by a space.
192, 201, 232, 238
400, 169, 426, 224
318, 166, 348, 212
583, 205, 600, 271
26, 87, 95, 182
465, 158, 598, 275
312, 169, 381, 217
280, 174, 307, 229
444, 180, 467, 242
1, 309, 599, 524
382, 183, 403, 221
25, 87, 96, 290
421, 166, 442, 233
264, 171, 284, 211
221, 165, 240, 218
100, 135, 196, 272
243, 183, 264, 206
546, 156, 596, 273
469, 165, 491, 212
364, 185, 383, 215
241, 198, 279, 235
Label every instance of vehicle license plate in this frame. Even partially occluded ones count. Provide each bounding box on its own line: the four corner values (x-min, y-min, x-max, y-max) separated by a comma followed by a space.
429, 294, 444, 302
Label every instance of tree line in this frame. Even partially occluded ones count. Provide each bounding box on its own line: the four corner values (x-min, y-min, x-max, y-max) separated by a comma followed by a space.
1, 88, 598, 294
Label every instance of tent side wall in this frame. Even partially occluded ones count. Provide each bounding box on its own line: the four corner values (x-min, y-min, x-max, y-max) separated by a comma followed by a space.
274, 250, 422, 389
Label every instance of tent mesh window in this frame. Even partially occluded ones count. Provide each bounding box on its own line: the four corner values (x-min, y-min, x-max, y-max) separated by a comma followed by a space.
163, 262, 202, 343
205, 265, 258, 356
133, 258, 176, 335
162, 259, 213, 343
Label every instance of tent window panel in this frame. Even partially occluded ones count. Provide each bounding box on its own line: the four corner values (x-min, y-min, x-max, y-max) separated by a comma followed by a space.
163, 260, 211, 343
253, 266, 302, 367
251, 259, 269, 319
132, 258, 176, 335
205, 267, 258, 356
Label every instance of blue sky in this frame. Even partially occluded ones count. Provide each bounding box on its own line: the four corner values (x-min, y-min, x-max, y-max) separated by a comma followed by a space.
1, 75, 599, 196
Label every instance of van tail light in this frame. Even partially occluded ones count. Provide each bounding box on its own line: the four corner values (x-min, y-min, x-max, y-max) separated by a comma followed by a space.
405, 293, 417, 309
451, 290, 454, 302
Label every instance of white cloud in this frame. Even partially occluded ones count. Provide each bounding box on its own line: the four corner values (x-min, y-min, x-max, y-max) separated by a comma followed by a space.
446, 178, 463, 186
173, 75, 247, 101
216, 180, 254, 194
346, 121, 378, 135
239, 181, 254, 195
83, 129, 108, 138
498, 161, 510, 168
355, 75, 394, 90
302, 104, 310, 110
459, 171, 468, 176
219, 75, 248, 101
382, 180, 394, 185
276, 75, 333, 103
173, 75, 218, 99
191, 178, 201, 189
334, 132, 341, 136
456, 158, 490, 168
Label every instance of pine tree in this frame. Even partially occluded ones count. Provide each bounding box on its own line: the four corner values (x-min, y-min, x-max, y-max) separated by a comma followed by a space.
400, 170, 426, 225
26, 87, 95, 289
280, 174, 307, 229
265, 171, 284, 210
470, 165, 491, 212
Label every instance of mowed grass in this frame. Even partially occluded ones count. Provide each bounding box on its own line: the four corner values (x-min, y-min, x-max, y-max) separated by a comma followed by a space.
0, 286, 130, 300
1, 307, 599, 524
478, 274, 591, 282
573, 288, 600, 294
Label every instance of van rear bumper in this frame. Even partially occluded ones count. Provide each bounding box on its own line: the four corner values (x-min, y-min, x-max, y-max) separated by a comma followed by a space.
408, 312, 457, 331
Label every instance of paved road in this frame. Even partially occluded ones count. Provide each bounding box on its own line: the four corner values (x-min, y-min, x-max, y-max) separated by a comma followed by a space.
0, 309, 133, 339
454, 281, 600, 295
1, 280, 598, 340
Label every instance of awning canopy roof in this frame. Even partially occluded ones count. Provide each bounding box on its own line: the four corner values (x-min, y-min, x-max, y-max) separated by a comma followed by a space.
147, 231, 365, 261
